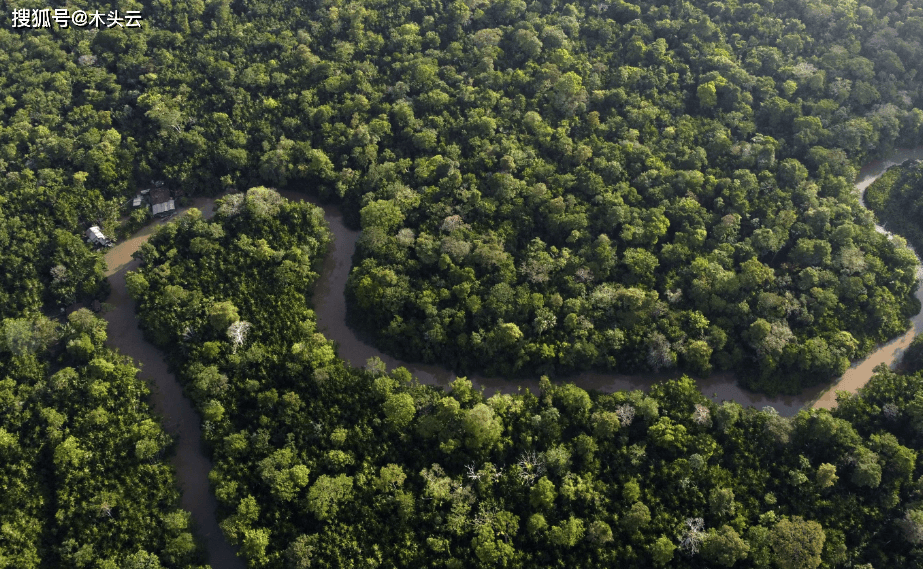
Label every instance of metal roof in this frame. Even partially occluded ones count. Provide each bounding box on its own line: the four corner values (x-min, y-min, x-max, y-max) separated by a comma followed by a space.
152, 199, 175, 216
86, 226, 107, 243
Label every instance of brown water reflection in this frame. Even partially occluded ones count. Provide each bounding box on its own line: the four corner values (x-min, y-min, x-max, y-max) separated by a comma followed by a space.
102, 199, 245, 569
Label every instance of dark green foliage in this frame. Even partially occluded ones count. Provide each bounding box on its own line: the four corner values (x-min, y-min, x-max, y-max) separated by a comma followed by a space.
282, 0, 923, 392
6, 0, 923, 565
131, 194, 923, 568
905, 336, 923, 374
2, 0, 922, 390
0, 10, 142, 315
0, 310, 205, 568
866, 161, 923, 256
5, 0, 909, 393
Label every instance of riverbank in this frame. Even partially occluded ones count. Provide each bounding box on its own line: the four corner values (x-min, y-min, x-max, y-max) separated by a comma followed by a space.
101, 198, 245, 569
812, 148, 923, 410
96, 150, 921, 562
281, 144, 923, 415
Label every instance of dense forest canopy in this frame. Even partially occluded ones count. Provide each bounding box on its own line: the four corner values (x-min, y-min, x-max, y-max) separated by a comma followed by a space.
0, 309, 206, 568
129, 189, 923, 568
3, 0, 923, 566
116, 0, 923, 391
0, 0, 921, 390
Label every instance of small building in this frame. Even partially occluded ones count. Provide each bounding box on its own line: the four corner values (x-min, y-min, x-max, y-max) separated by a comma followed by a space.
150, 187, 176, 217
152, 199, 176, 216
150, 187, 170, 204
86, 226, 112, 247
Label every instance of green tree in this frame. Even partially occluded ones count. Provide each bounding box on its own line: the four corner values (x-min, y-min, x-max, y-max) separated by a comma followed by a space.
816, 464, 838, 489
306, 475, 354, 521
621, 502, 651, 533
702, 525, 749, 567
710, 487, 736, 518
651, 535, 676, 566
549, 516, 585, 548
383, 393, 416, 430
529, 477, 556, 511
698, 82, 718, 108
360, 200, 404, 232
208, 301, 240, 331
770, 517, 826, 569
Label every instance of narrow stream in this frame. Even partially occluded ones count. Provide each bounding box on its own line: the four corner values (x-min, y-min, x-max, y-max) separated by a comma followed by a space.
99, 149, 922, 566
102, 198, 246, 569
288, 147, 923, 415
290, 191, 828, 416
812, 148, 923, 409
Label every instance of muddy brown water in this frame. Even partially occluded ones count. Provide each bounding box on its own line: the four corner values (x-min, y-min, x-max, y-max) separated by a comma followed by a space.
284, 190, 830, 416
812, 147, 923, 410
100, 151, 922, 565
102, 198, 245, 569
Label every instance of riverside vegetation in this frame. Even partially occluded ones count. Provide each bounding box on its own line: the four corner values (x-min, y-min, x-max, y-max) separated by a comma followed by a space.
865, 159, 923, 257
3, 0, 923, 566
3, 0, 922, 392
127, 188, 923, 568
124, 0, 922, 392
0, 309, 206, 568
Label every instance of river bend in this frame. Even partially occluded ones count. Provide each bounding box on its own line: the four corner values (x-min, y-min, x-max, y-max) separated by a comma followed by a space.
102, 198, 245, 569
101, 150, 923, 565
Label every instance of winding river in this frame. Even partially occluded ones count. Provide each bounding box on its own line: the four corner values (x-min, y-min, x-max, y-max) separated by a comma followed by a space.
102, 151, 922, 565
293, 190, 829, 415
102, 198, 246, 569
812, 148, 923, 409
292, 151, 923, 416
